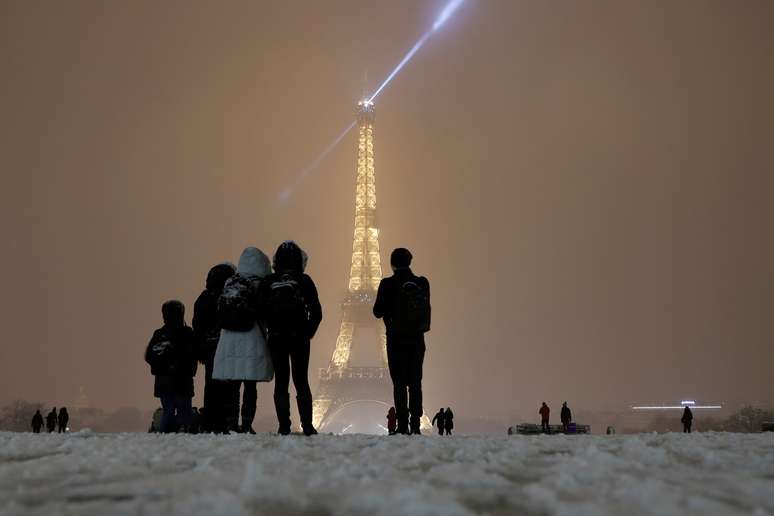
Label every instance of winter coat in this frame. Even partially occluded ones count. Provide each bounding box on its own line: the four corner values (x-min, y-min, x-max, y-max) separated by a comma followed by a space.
373, 268, 431, 340
145, 323, 198, 398
31, 412, 43, 429
561, 405, 572, 423
58, 409, 69, 427
539, 405, 550, 422
258, 242, 322, 341
213, 247, 274, 381
432, 410, 445, 429
681, 407, 693, 423
444, 409, 454, 430
193, 263, 235, 365
46, 410, 57, 429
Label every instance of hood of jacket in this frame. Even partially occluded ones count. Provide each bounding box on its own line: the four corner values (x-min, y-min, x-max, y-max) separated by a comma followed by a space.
206, 262, 236, 292
237, 247, 271, 278
272, 240, 307, 273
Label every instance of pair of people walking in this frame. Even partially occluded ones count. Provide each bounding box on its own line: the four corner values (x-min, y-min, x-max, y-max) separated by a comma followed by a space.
146, 241, 322, 435
431, 407, 454, 435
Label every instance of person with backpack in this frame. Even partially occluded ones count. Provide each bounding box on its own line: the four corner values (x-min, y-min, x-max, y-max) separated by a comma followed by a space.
681, 405, 693, 433
431, 408, 445, 435
258, 241, 322, 436
144, 300, 198, 433
31, 410, 44, 433
46, 408, 57, 433
373, 248, 431, 435
386, 407, 397, 435
539, 402, 550, 433
213, 247, 274, 434
193, 262, 236, 433
57, 407, 69, 433
444, 407, 454, 435
560, 402, 572, 433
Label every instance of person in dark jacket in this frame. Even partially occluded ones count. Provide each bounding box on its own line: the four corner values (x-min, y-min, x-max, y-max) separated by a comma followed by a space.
46, 408, 57, 433
539, 402, 550, 433
444, 407, 454, 435
373, 248, 430, 435
560, 402, 572, 433
145, 300, 198, 433
258, 241, 322, 436
31, 410, 44, 433
431, 408, 445, 435
681, 406, 693, 433
387, 407, 397, 435
192, 262, 236, 433
57, 407, 69, 433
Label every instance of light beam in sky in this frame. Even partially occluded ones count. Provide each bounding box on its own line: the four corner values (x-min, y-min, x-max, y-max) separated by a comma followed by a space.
280, 0, 467, 202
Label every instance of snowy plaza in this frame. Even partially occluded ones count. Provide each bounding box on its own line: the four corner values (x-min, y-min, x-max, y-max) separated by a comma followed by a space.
2, 431, 773, 516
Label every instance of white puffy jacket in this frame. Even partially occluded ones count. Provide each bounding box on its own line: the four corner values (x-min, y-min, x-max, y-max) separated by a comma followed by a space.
212, 247, 274, 382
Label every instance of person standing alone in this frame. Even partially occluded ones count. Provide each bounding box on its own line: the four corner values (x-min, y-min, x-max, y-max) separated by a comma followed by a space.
539, 402, 551, 433
681, 405, 693, 433
374, 248, 431, 435
560, 402, 572, 433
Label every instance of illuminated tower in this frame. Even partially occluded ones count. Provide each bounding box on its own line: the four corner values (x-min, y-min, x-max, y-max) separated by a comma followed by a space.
311, 100, 391, 431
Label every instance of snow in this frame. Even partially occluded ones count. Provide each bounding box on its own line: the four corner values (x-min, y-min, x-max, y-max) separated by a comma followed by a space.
1, 431, 773, 516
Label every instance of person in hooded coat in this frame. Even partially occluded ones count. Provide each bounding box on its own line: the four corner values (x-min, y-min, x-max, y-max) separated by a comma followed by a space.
57, 407, 69, 433
213, 247, 274, 434
373, 248, 431, 435
681, 406, 693, 433
560, 402, 572, 433
144, 300, 198, 433
31, 410, 44, 433
193, 262, 236, 433
46, 408, 57, 433
431, 408, 445, 435
444, 407, 454, 435
258, 241, 322, 436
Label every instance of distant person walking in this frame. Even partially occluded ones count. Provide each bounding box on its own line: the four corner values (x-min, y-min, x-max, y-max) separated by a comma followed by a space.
431, 408, 445, 435
46, 408, 57, 433
560, 402, 572, 433
444, 407, 454, 435
259, 241, 322, 436
144, 300, 198, 433
31, 410, 44, 433
57, 407, 69, 433
387, 407, 397, 435
193, 262, 236, 433
214, 247, 274, 434
539, 402, 550, 433
374, 248, 431, 435
681, 406, 693, 433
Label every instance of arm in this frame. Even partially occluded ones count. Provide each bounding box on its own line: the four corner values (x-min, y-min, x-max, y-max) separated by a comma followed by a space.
302, 275, 322, 339
373, 278, 388, 319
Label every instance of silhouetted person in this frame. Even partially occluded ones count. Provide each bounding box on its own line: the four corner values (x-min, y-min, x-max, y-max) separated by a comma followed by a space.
432, 408, 445, 435
193, 262, 235, 433
144, 300, 198, 433
46, 408, 57, 433
57, 407, 69, 433
214, 247, 274, 434
681, 406, 693, 433
31, 410, 44, 433
539, 402, 550, 433
560, 402, 572, 433
374, 248, 431, 435
444, 407, 454, 435
387, 407, 397, 435
259, 241, 322, 436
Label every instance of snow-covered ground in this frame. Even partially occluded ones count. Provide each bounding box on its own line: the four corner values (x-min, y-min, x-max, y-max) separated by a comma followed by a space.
1, 431, 773, 516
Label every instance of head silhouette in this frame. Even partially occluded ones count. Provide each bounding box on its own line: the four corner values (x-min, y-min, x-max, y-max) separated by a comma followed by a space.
162, 300, 185, 327
273, 240, 305, 273
390, 248, 412, 270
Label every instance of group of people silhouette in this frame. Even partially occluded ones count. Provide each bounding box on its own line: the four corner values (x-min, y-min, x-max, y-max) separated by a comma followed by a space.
31, 407, 69, 433
538, 401, 573, 433
431, 407, 455, 435
144, 242, 431, 436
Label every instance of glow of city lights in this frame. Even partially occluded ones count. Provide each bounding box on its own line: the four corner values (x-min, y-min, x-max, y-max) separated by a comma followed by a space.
280, 0, 467, 202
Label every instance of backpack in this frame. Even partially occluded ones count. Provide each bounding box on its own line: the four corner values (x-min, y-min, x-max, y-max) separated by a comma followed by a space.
392, 279, 431, 336
266, 273, 308, 337
218, 274, 256, 331
147, 333, 178, 375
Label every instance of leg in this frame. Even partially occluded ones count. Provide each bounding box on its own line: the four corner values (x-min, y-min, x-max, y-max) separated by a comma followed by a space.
406, 340, 425, 434
201, 360, 215, 432
270, 339, 292, 433
290, 339, 315, 433
177, 397, 193, 431
386, 343, 410, 433
160, 397, 176, 433
241, 381, 257, 432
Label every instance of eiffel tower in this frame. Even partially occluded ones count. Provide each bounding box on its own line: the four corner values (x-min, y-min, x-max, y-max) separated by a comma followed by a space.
311, 99, 392, 431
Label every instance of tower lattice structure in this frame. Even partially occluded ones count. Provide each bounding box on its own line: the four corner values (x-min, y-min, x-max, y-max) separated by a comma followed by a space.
312, 100, 391, 430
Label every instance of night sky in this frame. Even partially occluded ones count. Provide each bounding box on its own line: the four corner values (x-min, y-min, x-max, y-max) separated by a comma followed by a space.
1, 0, 772, 418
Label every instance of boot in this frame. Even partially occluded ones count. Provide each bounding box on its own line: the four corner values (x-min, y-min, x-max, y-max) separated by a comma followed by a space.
297, 395, 316, 436
274, 392, 291, 435
241, 420, 256, 435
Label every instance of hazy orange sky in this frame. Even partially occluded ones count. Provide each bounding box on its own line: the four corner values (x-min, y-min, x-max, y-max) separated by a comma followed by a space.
1, 0, 772, 418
